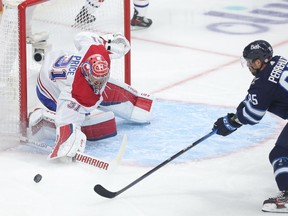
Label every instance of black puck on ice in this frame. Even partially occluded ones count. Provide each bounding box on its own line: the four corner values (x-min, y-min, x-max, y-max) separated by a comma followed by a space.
34, 174, 42, 183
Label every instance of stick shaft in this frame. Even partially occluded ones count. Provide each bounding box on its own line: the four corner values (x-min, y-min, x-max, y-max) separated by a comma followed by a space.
95, 130, 217, 198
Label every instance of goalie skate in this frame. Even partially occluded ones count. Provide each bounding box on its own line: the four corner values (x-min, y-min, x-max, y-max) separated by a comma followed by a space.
262, 191, 288, 213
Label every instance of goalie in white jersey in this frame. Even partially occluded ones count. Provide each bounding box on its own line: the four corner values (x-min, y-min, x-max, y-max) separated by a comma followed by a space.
29, 31, 154, 160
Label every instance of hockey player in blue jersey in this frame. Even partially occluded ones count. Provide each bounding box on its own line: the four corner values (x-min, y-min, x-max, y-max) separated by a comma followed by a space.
212, 40, 288, 213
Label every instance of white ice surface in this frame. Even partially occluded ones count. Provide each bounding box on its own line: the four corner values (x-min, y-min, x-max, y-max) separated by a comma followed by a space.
1, 0, 288, 215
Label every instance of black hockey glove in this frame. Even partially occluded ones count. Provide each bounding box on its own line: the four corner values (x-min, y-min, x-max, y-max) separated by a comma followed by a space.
213, 113, 242, 136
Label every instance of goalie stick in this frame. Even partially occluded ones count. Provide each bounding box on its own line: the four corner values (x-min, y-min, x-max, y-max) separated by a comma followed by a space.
94, 129, 217, 198
26, 134, 127, 171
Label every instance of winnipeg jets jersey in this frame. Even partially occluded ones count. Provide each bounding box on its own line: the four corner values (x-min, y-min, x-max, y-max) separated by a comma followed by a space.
36, 32, 111, 126
236, 55, 288, 125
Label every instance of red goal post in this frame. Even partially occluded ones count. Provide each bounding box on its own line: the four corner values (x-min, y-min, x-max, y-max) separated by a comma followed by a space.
0, 0, 131, 139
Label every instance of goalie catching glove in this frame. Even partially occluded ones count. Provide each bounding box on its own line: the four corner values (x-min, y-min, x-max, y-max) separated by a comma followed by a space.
213, 113, 242, 136
73, 31, 130, 59
101, 33, 130, 59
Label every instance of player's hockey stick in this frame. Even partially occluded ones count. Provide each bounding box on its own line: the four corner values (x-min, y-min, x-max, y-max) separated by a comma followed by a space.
94, 129, 217, 198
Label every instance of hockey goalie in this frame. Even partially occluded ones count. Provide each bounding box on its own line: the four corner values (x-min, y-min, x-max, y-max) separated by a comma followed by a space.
28, 31, 154, 160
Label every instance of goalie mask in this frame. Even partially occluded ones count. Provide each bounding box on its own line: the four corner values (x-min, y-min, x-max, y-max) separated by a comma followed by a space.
81, 54, 110, 94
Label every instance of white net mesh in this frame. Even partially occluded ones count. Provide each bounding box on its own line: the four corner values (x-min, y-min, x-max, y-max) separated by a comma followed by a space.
0, 5, 20, 136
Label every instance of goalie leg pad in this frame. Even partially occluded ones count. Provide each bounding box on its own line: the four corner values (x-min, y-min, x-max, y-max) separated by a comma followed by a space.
48, 124, 86, 160
82, 111, 117, 141
100, 78, 154, 123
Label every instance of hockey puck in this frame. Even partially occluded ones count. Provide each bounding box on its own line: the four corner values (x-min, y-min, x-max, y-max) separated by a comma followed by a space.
33, 174, 42, 183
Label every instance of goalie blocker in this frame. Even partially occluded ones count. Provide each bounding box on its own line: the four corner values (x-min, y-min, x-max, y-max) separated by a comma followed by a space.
29, 77, 154, 141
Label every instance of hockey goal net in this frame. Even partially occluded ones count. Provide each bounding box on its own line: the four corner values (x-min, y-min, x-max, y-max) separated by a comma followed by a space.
0, 0, 131, 140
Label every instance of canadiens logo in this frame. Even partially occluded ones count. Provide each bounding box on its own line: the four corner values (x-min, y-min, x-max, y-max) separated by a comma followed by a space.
92, 59, 109, 77
81, 54, 110, 78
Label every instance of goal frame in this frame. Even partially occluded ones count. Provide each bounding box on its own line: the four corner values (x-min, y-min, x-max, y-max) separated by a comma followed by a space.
17, 0, 131, 137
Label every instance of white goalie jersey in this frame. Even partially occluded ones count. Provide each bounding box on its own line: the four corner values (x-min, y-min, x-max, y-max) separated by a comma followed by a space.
30, 31, 154, 160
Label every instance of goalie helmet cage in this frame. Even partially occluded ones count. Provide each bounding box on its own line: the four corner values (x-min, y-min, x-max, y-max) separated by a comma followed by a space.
0, 0, 131, 140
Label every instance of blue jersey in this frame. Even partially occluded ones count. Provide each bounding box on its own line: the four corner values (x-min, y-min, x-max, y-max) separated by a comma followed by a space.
236, 55, 288, 125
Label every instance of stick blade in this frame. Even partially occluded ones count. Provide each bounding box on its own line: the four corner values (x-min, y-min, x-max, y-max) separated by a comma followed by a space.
94, 184, 118, 198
